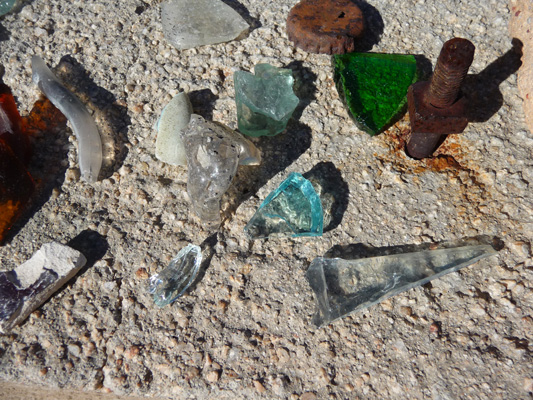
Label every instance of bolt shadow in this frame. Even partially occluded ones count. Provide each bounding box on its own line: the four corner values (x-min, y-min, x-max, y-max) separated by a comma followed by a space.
219, 0, 261, 32
464, 38, 523, 123
55, 55, 131, 180
302, 162, 349, 233
189, 89, 219, 121
351, 0, 384, 52
186, 233, 218, 294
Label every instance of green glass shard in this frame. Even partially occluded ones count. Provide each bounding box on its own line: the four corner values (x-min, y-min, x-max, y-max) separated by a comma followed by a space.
245, 172, 323, 239
234, 63, 299, 137
333, 52, 418, 135
306, 244, 498, 326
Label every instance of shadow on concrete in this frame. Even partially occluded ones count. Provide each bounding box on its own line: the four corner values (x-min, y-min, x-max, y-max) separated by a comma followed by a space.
464, 38, 523, 123
303, 162, 349, 233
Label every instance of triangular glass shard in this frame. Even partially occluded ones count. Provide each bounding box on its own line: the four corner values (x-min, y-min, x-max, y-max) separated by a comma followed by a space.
333, 52, 419, 135
306, 244, 498, 326
148, 244, 202, 307
245, 172, 323, 239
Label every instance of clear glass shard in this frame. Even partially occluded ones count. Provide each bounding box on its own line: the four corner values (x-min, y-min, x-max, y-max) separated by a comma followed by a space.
161, 0, 249, 50
306, 244, 498, 326
149, 244, 202, 307
181, 114, 261, 225
234, 63, 299, 137
245, 172, 323, 239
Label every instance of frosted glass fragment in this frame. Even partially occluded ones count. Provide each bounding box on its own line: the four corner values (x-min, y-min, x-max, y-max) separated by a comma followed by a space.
149, 244, 202, 307
182, 114, 261, 225
245, 172, 323, 239
161, 0, 249, 50
32, 56, 102, 182
155, 92, 192, 166
234, 64, 299, 137
306, 244, 498, 326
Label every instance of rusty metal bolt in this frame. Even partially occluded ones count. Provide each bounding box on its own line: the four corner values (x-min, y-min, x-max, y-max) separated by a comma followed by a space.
406, 38, 475, 159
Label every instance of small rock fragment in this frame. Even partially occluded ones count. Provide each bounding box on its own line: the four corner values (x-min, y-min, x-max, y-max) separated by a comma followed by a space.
0, 242, 87, 333
149, 244, 202, 307
161, 0, 249, 50
155, 92, 192, 166
234, 64, 299, 137
244, 172, 323, 239
182, 114, 261, 225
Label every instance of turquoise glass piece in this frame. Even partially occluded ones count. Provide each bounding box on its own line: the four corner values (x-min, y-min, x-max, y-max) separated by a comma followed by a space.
306, 244, 498, 326
234, 64, 299, 137
148, 244, 202, 306
333, 52, 419, 135
0, 0, 16, 16
245, 172, 323, 239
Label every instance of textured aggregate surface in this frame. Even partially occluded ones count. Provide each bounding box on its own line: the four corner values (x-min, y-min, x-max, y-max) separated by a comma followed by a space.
0, 0, 532, 399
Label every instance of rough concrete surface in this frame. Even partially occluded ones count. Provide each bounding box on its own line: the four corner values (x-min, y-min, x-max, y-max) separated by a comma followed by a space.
0, 0, 531, 399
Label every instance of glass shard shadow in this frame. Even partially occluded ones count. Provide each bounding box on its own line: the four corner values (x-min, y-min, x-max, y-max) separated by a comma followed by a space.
306, 244, 498, 326
149, 244, 202, 307
234, 64, 299, 137
333, 52, 418, 135
245, 172, 323, 239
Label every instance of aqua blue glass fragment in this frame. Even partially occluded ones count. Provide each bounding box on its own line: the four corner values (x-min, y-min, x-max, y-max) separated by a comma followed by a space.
306, 244, 498, 326
0, 0, 16, 16
245, 172, 323, 239
149, 244, 202, 306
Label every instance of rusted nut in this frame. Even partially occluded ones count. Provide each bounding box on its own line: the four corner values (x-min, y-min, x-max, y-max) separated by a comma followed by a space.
406, 38, 475, 159
286, 0, 365, 54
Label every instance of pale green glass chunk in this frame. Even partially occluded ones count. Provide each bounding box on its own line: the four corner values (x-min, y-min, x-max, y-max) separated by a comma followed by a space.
0, 0, 16, 16
245, 172, 323, 239
149, 244, 202, 307
234, 64, 299, 137
307, 244, 498, 326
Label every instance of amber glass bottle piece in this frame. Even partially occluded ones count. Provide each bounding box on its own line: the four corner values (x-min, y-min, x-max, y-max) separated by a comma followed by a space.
0, 78, 35, 243
0, 81, 31, 164
0, 140, 34, 243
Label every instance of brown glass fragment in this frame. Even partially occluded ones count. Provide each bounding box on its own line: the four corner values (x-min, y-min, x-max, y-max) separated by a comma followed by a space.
23, 97, 68, 136
0, 139, 34, 243
286, 0, 365, 54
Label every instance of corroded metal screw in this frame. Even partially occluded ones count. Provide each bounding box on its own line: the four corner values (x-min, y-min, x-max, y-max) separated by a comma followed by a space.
406, 38, 475, 159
